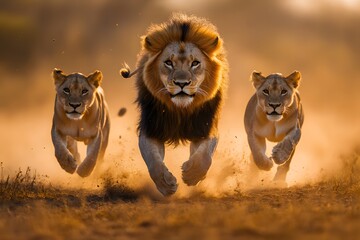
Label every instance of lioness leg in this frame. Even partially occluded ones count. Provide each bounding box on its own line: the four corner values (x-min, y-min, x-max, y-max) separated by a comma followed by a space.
77, 132, 102, 177
182, 137, 218, 186
66, 137, 80, 164
51, 124, 77, 174
248, 135, 273, 171
139, 134, 178, 196
91, 120, 110, 176
273, 149, 295, 182
98, 118, 110, 164
272, 127, 301, 165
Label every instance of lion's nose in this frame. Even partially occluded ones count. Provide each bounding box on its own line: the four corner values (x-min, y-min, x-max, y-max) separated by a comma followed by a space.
269, 103, 281, 109
173, 80, 191, 88
69, 102, 81, 109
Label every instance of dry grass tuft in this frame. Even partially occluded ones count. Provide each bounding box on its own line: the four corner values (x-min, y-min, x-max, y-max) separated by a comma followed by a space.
0, 166, 51, 202
323, 146, 360, 195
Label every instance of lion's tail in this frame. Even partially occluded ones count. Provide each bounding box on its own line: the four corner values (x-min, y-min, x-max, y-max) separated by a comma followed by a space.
120, 63, 139, 78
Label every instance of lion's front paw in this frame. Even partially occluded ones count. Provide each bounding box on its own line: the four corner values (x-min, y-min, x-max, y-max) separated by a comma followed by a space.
149, 161, 178, 196
182, 153, 212, 186
272, 140, 294, 165
56, 153, 77, 174
253, 155, 273, 171
77, 159, 96, 178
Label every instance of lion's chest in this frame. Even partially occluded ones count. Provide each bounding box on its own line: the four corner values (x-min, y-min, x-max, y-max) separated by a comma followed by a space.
60, 121, 98, 143
255, 121, 293, 143
138, 88, 221, 143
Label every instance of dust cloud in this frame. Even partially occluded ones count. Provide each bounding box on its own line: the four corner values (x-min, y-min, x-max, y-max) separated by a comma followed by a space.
0, 0, 359, 197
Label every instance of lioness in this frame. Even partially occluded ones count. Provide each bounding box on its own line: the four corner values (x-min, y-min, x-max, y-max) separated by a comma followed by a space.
51, 69, 110, 177
244, 71, 304, 182
120, 13, 228, 196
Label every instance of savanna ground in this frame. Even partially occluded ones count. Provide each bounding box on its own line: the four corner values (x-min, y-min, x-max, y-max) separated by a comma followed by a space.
1, 148, 360, 240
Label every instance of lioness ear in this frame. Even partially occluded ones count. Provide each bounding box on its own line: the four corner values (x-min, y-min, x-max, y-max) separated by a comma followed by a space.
286, 71, 301, 89
251, 71, 266, 89
53, 68, 66, 87
87, 70, 102, 88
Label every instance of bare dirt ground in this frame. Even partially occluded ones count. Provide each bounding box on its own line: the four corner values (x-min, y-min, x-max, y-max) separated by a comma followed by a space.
1, 156, 359, 240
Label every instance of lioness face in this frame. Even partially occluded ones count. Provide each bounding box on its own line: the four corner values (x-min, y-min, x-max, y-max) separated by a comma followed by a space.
53, 70, 102, 120
158, 42, 207, 108
252, 71, 301, 121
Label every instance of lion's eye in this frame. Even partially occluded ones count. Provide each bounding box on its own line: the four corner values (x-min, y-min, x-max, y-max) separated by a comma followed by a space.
164, 60, 173, 68
263, 89, 269, 95
63, 88, 70, 94
191, 60, 200, 68
82, 89, 89, 95
281, 90, 287, 95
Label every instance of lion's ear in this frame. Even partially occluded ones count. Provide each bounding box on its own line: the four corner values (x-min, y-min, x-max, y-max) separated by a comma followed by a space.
53, 68, 66, 87
87, 70, 103, 88
200, 36, 222, 56
142, 35, 158, 52
251, 71, 265, 89
286, 71, 301, 89
144, 36, 152, 50
208, 36, 220, 52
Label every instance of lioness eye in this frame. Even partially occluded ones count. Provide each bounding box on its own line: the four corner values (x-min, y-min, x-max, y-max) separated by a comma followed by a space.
281, 90, 287, 95
63, 88, 70, 94
263, 89, 269, 95
82, 89, 89, 95
164, 60, 173, 67
191, 60, 200, 67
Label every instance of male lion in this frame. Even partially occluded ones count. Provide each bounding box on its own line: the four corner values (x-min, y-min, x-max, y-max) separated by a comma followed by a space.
51, 69, 110, 177
244, 71, 304, 183
121, 13, 228, 196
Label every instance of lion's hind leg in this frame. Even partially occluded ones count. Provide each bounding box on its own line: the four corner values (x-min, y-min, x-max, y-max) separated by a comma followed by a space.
182, 137, 218, 186
93, 118, 110, 176
273, 149, 295, 184
139, 134, 178, 196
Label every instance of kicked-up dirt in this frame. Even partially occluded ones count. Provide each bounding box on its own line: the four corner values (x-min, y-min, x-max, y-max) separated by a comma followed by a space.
0, 165, 359, 240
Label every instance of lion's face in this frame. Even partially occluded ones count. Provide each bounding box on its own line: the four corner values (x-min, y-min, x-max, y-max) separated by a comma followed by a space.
135, 13, 227, 111
252, 71, 301, 121
155, 42, 207, 108
53, 70, 102, 120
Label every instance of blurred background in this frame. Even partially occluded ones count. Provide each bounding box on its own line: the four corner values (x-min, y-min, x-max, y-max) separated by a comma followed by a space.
0, 0, 359, 193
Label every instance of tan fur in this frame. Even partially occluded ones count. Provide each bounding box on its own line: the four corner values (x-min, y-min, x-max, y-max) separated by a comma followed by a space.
120, 13, 228, 196
244, 71, 304, 183
51, 69, 110, 177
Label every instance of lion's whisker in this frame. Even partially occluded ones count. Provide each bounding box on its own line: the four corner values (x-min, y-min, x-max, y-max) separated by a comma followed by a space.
155, 88, 168, 95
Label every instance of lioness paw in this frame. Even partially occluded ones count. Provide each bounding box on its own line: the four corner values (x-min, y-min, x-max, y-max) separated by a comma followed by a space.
253, 156, 273, 171
149, 162, 178, 196
272, 140, 294, 165
77, 160, 97, 178
56, 153, 77, 174
182, 153, 212, 186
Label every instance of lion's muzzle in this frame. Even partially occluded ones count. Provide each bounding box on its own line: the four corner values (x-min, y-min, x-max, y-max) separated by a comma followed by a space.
69, 102, 82, 109
173, 79, 191, 88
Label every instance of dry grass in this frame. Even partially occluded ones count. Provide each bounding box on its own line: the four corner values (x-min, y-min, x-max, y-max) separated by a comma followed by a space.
0, 166, 46, 202
0, 150, 359, 240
